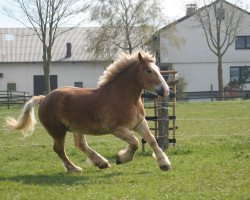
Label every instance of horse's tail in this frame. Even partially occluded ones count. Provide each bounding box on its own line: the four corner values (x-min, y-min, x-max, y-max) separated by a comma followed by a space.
5, 95, 45, 137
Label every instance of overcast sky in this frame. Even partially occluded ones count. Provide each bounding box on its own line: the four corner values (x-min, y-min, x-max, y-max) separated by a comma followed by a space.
0, 0, 249, 27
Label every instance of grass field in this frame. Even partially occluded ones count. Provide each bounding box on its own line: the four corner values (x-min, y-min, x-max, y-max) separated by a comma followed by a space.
0, 100, 249, 200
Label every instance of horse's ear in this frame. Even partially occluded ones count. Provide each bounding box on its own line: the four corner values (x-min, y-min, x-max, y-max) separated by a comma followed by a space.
138, 52, 145, 63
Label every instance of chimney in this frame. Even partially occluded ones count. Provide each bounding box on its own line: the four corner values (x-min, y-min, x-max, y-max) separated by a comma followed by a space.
66, 43, 72, 58
186, 4, 197, 15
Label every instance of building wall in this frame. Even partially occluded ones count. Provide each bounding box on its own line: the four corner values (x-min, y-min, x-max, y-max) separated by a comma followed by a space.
0, 62, 105, 95
160, 10, 250, 92
51, 62, 105, 89
173, 62, 250, 92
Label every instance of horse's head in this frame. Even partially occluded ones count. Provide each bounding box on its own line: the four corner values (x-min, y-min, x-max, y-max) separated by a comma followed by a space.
137, 52, 169, 97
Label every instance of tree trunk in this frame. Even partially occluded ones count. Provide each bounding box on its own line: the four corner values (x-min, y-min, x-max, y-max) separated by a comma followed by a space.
217, 54, 224, 100
42, 46, 51, 95
43, 61, 51, 95
127, 36, 132, 55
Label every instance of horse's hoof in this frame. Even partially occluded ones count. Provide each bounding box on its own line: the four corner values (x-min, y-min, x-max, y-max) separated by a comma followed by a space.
67, 166, 82, 173
160, 165, 172, 171
116, 156, 122, 165
98, 162, 111, 169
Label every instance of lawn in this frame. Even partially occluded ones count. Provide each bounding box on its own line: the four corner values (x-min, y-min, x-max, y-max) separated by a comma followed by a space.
0, 100, 249, 200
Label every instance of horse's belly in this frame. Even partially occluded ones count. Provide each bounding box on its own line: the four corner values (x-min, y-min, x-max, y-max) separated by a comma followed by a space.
73, 125, 111, 135
79, 129, 110, 136
65, 119, 112, 135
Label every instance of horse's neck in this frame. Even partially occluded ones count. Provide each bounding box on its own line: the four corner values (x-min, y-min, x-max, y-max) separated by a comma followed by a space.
104, 68, 142, 104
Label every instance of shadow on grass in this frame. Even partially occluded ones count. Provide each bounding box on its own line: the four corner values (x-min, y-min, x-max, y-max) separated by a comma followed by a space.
0, 173, 87, 186
0, 171, 123, 186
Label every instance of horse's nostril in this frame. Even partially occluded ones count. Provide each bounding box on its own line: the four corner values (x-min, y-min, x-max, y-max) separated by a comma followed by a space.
156, 86, 164, 97
155, 85, 169, 97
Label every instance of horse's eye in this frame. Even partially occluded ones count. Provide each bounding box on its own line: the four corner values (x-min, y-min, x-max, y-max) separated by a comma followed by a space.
146, 69, 152, 73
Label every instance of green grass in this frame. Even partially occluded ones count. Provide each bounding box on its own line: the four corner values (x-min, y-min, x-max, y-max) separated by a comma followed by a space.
0, 100, 249, 200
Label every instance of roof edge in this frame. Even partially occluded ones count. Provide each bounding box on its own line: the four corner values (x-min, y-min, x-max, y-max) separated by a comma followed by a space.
159, 0, 250, 33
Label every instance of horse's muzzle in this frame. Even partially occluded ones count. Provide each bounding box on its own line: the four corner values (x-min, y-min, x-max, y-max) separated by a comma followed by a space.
156, 85, 169, 97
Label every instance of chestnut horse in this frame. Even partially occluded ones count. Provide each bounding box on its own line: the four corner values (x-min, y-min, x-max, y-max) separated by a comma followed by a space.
5, 51, 171, 172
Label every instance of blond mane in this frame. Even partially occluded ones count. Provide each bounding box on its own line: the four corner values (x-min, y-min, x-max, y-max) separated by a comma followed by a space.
98, 51, 155, 87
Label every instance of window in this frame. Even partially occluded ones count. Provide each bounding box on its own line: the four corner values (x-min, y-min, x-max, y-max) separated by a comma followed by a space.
247, 37, 250, 48
235, 36, 250, 49
230, 67, 240, 82
7, 83, 16, 91
230, 66, 250, 83
4, 34, 15, 41
74, 82, 83, 88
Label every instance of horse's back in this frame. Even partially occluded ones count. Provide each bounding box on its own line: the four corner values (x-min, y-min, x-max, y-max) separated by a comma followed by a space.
39, 86, 97, 109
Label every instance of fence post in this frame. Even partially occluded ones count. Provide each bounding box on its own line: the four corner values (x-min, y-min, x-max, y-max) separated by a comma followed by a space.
10, 90, 13, 105
7, 90, 10, 109
241, 85, 245, 99
157, 96, 169, 151
23, 92, 26, 104
210, 84, 214, 102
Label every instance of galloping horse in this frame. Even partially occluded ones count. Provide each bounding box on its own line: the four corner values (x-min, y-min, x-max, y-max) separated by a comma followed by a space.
5, 51, 172, 172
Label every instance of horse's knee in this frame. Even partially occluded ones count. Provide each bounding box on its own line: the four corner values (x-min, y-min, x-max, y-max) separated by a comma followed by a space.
147, 138, 158, 148
131, 139, 139, 151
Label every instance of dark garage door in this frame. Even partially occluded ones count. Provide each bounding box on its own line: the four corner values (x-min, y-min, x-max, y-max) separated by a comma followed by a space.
33, 75, 58, 95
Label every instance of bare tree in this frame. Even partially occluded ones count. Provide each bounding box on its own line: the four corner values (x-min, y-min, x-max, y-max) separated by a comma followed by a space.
193, 0, 248, 99
4, 0, 88, 94
85, 0, 173, 58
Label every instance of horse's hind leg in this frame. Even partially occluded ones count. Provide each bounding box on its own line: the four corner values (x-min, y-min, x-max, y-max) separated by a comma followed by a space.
112, 127, 139, 165
73, 132, 111, 169
53, 133, 82, 172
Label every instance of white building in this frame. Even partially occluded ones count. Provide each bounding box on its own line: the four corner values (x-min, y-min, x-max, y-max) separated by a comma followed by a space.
0, 27, 109, 95
158, 0, 250, 92
1, 0, 249, 96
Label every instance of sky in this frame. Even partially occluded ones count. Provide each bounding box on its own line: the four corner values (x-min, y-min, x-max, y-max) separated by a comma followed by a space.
0, 0, 249, 28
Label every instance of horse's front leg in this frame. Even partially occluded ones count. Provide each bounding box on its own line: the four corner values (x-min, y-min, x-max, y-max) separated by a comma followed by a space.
73, 132, 111, 169
134, 119, 172, 171
112, 127, 139, 165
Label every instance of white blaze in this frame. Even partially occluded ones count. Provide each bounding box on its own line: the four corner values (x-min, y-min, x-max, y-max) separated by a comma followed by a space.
151, 63, 170, 96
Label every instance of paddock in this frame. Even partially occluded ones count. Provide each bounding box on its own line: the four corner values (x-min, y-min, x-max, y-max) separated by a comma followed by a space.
0, 100, 249, 199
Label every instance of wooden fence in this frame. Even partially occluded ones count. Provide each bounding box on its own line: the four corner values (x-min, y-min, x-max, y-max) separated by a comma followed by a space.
0, 91, 30, 108
177, 90, 250, 102
142, 70, 178, 151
